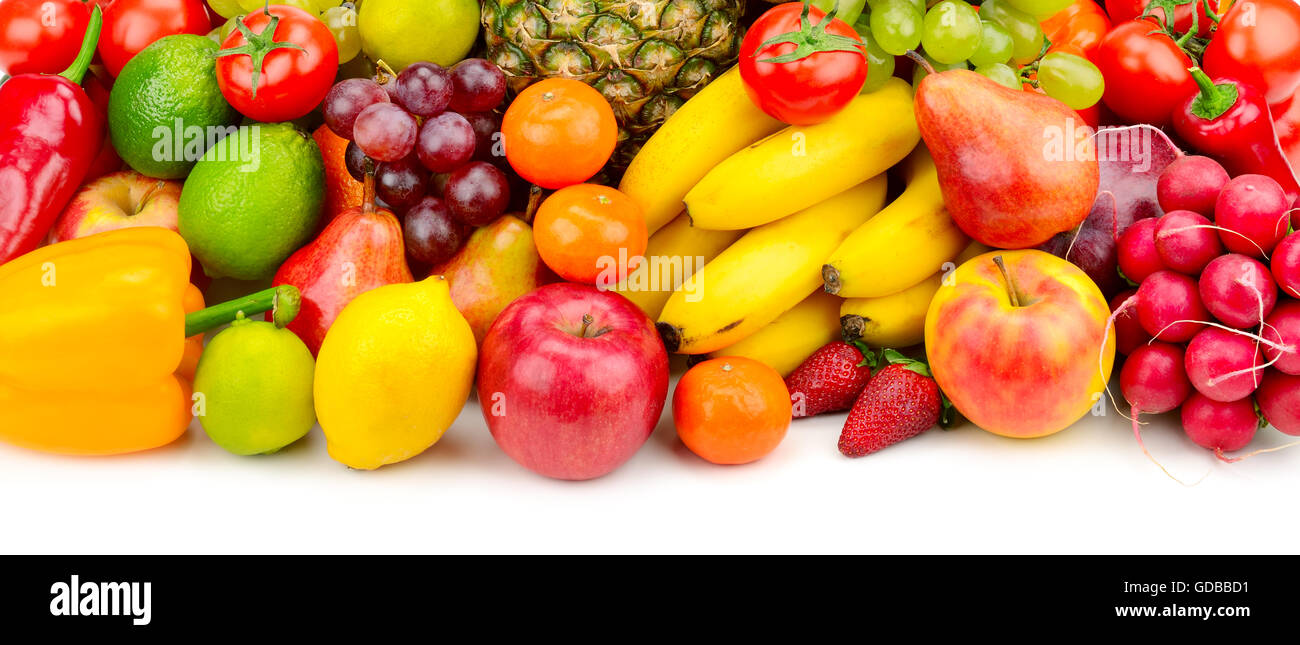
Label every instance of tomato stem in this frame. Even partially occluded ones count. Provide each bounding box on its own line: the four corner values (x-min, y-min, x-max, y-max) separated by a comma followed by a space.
754, 0, 866, 65
215, 12, 306, 99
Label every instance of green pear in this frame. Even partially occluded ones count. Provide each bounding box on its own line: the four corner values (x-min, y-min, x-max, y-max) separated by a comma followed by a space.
433, 216, 556, 346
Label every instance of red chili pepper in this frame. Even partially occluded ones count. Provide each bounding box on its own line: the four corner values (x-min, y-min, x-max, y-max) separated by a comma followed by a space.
1172, 67, 1300, 206
0, 6, 105, 264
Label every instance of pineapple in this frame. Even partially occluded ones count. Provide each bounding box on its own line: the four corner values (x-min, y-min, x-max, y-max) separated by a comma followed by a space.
481, 0, 747, 168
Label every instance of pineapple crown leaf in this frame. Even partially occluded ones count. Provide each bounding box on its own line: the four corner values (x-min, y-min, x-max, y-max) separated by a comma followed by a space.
755, 1, 866, 65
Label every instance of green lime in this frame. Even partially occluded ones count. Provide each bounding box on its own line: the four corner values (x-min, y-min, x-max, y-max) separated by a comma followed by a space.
359, 0, 479, 69
193, 314, 317, 456
108, 34, 239, 179
178, 122, 325, 280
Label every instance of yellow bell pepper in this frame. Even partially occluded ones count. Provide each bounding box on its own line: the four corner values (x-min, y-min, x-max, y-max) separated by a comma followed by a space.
0, 227, 299, 456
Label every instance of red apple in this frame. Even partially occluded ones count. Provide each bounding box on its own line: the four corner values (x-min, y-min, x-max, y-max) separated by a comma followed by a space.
924, 250, 1115, 438
49, 170, 181, 243
478, 283, 669, 480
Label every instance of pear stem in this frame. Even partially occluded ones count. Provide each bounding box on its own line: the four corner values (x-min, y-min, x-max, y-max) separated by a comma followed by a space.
523, 185, 544, 224
992, 255, 1021, 308
361, 159, 376, 215
904, 50, 933, 75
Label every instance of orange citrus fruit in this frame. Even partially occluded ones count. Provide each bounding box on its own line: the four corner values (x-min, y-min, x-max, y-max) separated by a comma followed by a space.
673, 356, 792, 465
533, 183, 647, 285
501, 78, 617, 189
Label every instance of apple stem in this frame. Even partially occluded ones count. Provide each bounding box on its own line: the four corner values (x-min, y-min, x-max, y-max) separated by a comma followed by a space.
992, 255, 1021, 308
136, 181, 166, 215
579, 313, 594, 338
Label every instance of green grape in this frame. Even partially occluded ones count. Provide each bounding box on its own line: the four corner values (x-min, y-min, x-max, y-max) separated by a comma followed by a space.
207, 0, 243, 19
975, 63, 1021, 90
911, 52, 968, 87
979, 0, 1044, 65
324, 5, 362, 63
1003, 0, 1074, 18
1038, 51, 1105, 109
812, 0, 869, 26
868, 0, 925, 12
870, 0, 924, 56
920, 1, 982, 65
853, 16, 897, 93
968, 21, 1014, 67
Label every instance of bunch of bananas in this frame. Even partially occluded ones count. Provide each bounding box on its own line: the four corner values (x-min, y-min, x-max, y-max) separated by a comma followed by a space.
617, 69, 976, 376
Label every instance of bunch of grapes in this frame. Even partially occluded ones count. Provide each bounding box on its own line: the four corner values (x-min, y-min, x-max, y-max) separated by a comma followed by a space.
322, 58, 510, 267
855, 0, 1104, 110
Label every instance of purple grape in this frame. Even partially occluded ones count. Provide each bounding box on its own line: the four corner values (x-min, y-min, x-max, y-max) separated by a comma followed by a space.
416, 112, 476, 173
393, 62, 453, 117
353, 102, 417, 162
444, 161, 510, 227
344, 140, 367, 181
461, 111, 502, 163
375, 156, 430, 212
448, 59, 507, 114
322, 78, 390, 140
404, 196, 467, 266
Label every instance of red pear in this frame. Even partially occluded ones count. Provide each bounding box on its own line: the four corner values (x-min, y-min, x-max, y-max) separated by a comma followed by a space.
272, 198, 413, 355
914, 66, 1099, 249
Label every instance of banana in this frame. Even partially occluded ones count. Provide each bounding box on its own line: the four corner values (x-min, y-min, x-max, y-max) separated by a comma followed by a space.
822, 146, 970, 298
683, 77, 919, 231
611, 213, 744, 320
658, 175, 888, 355
694, 290, 842, 377
618, 66, 785, 236
839, 241, 991, 347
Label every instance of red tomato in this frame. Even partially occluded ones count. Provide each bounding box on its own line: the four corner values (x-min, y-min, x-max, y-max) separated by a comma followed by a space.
1203, 0, 1300, 106
98, 0, 211, 77
1103, 0, 1220, 37
215, 6, 339, 123
1094, 19, 1196, 127
738, 2, 867, 125
0, 0, 92, 76
1041, 0, 1110, 60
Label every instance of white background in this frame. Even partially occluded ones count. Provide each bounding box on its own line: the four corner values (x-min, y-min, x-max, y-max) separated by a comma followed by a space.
2, 371, 1297, 555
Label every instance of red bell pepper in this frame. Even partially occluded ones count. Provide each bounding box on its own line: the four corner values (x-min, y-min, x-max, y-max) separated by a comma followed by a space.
1172, 67, 1300, 205
0, 6, 104, 264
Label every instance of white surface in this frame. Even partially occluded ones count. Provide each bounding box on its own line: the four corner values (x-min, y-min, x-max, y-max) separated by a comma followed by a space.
1, 384, 1297, 555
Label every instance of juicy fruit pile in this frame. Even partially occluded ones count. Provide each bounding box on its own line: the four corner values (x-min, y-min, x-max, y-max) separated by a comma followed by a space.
4, 0, 1300, 484
481, 0, 747, 166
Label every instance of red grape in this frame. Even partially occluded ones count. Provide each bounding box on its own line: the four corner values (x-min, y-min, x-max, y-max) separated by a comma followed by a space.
461, 111, 502, 164
323, 78, 390, 140
445, 161, 510, 226
344, 140, 367, 181
448, 59, 507, 113
404, 196, 467, 266
353, 102, 417, 162
375, 156, 430, 212
393, 62, 453, 117
417, 112, 476, 173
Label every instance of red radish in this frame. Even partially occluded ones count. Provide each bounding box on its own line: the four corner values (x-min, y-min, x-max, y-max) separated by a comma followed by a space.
1262, 301, 1300, 375
1110, 288, 1149, 355
1214, 174, 1290, 258
1157, 155, 1230, 217
1198, 254, 1277, 328
1270, 232, 1300, 298
1256, 369, 1300, 436
1120, 342, 1193, 414
1180, 392, 1258, 457
1117, 217, 1165, 283
1184, 326, 1265, 402
1153, 210, 1223, 274
1136, 270, 1208, 342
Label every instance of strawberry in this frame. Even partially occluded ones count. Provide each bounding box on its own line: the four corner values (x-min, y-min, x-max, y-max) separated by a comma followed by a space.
838, 351, 944, 457
785, 341, 874, 418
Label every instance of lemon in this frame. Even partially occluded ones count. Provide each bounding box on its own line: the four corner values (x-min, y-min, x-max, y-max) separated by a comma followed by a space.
314, 276, 477, 470
193, 314, 317, 456
358, 0, 480, 69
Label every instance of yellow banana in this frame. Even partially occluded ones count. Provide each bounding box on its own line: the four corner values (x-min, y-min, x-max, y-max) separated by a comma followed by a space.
822, 146, 970, 298
611, 213, 744, 320
683, 77, 919, 230
839, 241, 991, 347
696, 290, 843, 377
618, 66, 785, 236
658, 175, 888, 355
